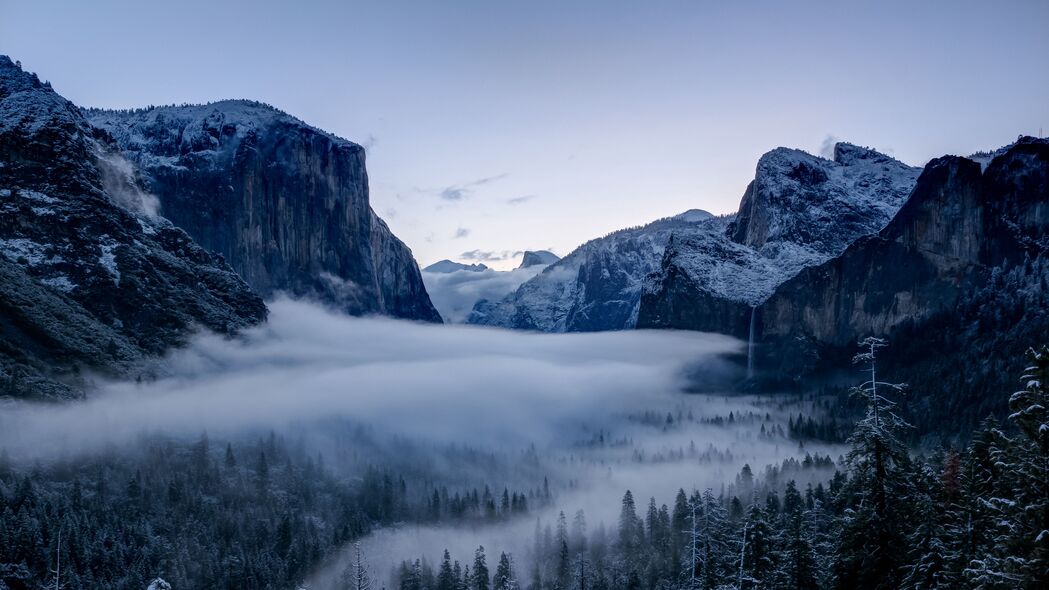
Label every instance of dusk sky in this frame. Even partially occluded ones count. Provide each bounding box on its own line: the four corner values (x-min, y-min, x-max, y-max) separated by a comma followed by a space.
3, 0, 1047, 269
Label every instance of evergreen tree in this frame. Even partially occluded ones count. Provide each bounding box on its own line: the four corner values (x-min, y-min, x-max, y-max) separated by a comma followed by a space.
493, 552, 518, 590
738, 503, 774, 590
834, 337, 914, 590
473, 546, 490, 590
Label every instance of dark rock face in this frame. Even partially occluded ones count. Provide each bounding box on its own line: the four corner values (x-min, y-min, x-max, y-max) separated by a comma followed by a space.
0, 56, 266, 398
86, 101, 441, 323
756, 138, 1049, 382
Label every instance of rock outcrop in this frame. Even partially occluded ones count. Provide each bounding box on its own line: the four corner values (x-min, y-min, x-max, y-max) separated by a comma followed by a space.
86, 101, 440, 322
756, 138, 1049, 380
0, 56, 266, 398
636, 144, 921, 336
518, 250, 559, 268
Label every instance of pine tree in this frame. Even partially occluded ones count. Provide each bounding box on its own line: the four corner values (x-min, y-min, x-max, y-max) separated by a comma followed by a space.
738, 502, 774, 590
493, 552, 518, 590
697, 489, 729, 590
779, 482, 817, 590
834, 337, 915, 590
617, 491, 641, 572
438, 550, 456, 590
473, 546, 490, 590
1002, 345, 1049, 587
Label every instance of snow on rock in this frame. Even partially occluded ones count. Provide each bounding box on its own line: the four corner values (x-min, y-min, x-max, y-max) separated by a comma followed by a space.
146, 578, 172, 590
98, 241, 120, 286
85, 99, 441, 322
0, 55, 267, 399
476, 143, 922, 334
469, 212, 722, 332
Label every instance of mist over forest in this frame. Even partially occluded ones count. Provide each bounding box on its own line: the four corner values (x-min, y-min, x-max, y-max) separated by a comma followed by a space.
3, 2, 1049, 588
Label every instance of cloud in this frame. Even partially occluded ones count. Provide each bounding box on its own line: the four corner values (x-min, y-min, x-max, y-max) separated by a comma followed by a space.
422, 265, 546, 322
460, 249, 524, 262
819, 134, 838, 159
453, 227, 470, 239
506, 194, 536, 206
437, 173, 508, 201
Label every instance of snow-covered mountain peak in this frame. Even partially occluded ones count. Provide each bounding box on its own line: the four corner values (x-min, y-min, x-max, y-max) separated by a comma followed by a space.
85, 100, 360, 168
732, 142, 921, 252
474, 142, 922, 333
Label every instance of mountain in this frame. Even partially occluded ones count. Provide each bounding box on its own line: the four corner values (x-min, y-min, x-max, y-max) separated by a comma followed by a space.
424, 260, 490, 273
518, 250, 559, 268
636, 144, 922, 337
473, 144, 920, 333
0, 56, 266, 399
468, 210, 720, 331
85, 101, 440, 322
753, 137, 1049, 434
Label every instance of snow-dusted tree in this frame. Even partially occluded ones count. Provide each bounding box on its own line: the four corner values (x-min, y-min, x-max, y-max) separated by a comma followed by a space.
438, 550, 456, 590
900, 463, 950, 589
493, 553, 519, 590
778, 482, 817, 590
617, 490, 643, 572
737, 502, 774, 590
834, 337, 915, 589
473, 546, 490, 590
697, 489, 729, 590
962, 417, 1019, 588
1001, 345, 1049, 586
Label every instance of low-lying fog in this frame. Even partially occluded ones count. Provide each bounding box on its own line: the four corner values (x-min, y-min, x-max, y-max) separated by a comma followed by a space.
421, 265, 545, 323
0, 298, 845, 588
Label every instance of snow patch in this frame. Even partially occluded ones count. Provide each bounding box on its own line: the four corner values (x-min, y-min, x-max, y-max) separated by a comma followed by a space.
1, 237, 52, 266
99, 241, 121, 286
39, 274, 77, 292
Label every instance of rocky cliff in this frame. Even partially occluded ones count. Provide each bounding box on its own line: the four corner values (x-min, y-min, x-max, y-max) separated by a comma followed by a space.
756, 138, 1049, 381
0, 56, 266, 398
636, 144, 921, 336
85, 101, 441, 322
736, 137, 1049, 434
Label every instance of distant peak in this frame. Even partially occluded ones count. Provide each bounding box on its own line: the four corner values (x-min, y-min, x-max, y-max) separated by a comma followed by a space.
672, 209, 714, 223
519, 250, 560, 268
424, 260, 490, 273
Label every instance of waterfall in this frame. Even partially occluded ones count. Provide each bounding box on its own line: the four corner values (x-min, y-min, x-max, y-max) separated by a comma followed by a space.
747, 306, 757, 379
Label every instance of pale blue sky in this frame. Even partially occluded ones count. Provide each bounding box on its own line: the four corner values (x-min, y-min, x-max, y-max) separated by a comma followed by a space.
3, 0, 1047, 269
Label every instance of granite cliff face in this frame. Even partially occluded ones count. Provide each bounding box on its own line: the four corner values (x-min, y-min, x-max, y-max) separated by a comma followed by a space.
637, 144, 921, 337
86, 102, 441, 322
755, 138, 1049, 381
0, 56, 266, 398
